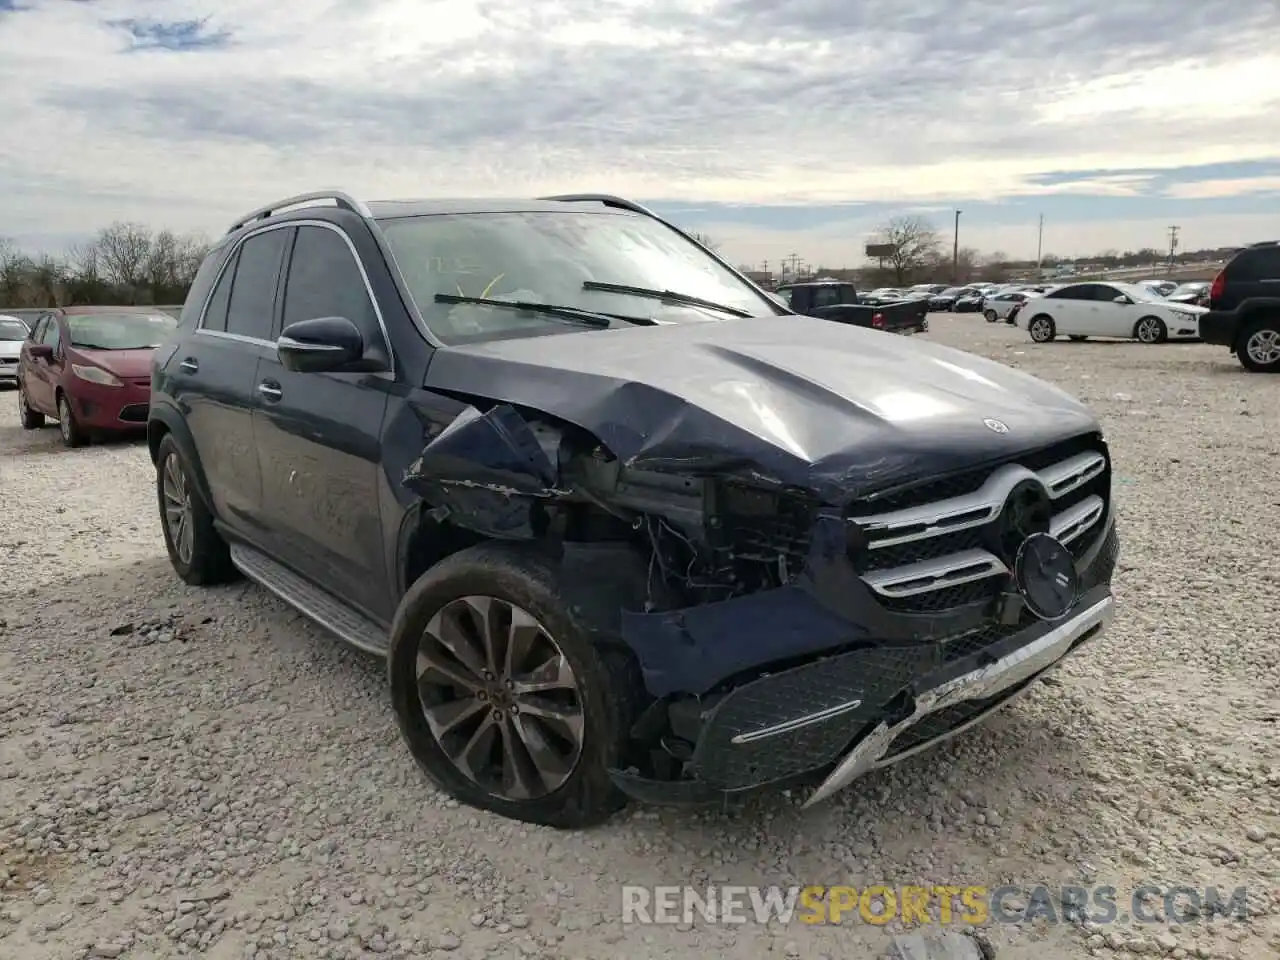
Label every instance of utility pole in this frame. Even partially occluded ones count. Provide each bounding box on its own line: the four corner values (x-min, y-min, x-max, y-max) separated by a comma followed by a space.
1167, 226, 1180, 273
1036, 214, 1044, 279
952, 210, 962, 283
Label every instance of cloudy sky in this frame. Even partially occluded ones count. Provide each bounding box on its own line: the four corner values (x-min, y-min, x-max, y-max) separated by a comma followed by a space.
1, 0, 1278, 268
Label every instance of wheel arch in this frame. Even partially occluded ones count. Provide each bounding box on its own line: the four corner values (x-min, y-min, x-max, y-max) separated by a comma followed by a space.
147, 404, 215, 511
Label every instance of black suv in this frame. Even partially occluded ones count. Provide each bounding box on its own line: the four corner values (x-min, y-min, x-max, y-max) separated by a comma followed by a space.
148, 191, 1119, 827
1200, 241, 1280, 372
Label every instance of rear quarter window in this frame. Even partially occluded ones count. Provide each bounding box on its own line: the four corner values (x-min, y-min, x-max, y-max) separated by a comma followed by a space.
1228, 246, 1280, 281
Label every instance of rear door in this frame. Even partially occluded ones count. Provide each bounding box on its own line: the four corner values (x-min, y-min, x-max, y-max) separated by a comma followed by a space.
172, 226, 290, 540
251, 222, 394, 622
1039, 285, 1092, 333
20, 316, 52, 411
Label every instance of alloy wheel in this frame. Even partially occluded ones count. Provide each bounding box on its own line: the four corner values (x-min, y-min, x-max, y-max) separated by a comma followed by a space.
162, 452, 195, 565
415, 596, 585, 801
1136, 317, 1163, 343
1245, 328, 1280, 367
1030, 317, 1052, 342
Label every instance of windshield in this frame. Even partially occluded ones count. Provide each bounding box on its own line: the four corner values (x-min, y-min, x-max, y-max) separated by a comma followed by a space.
0, 317, 28, 341
377, 210, 781, 344
67, 313, 178, 349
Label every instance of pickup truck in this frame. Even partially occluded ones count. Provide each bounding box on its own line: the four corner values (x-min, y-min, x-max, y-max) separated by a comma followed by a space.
773, 281, 929, 335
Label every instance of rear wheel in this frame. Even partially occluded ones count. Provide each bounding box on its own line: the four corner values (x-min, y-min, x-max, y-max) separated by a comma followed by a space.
1237, 318, 1280, 373
388, 542, 636, 828
1135, 316, 1167, 344
1028, 314, 1056, 343
18, 384, 44, 429
57, 393, 88, 447
156, 433, 238, 584
984, 309, 998, 323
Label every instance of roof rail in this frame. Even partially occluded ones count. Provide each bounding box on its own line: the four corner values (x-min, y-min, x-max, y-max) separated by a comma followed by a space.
226, 191, 372, 235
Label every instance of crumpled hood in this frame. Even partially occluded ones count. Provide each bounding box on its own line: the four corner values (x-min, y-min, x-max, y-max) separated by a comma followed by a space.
423, 316, 1100, 502
70, 347, 154, 379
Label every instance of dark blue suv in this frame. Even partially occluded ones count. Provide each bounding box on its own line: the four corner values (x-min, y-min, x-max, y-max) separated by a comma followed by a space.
148, 191, 1118, 827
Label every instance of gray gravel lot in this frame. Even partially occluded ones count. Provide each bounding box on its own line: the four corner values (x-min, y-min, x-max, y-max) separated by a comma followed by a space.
1, 317, 1278, 960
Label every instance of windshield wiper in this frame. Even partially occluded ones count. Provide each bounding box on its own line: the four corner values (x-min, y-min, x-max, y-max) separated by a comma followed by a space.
434, 294, 654, 328
582, 281, 753, 318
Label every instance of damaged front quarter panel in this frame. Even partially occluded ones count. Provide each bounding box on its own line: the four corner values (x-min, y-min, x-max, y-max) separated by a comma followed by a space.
402, 403, 573, 539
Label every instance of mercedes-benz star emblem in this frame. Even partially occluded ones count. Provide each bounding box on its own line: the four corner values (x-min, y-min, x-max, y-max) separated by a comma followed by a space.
984, 418, 1009, 434
1013, 532, 1080, 621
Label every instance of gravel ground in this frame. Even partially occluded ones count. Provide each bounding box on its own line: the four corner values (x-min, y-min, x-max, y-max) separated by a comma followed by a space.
1, 319, 1278, 960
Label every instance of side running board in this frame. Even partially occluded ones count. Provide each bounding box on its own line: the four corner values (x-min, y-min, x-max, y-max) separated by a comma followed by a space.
228, 543, 389, 656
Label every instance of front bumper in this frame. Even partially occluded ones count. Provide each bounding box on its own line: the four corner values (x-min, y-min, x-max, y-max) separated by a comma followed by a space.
610, 520, 1118, 806
68, 379, 151, 430
1198, 310, 1238, 347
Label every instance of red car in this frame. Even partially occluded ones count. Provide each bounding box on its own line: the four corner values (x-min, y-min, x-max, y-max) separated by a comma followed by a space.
17, 306, 178, 447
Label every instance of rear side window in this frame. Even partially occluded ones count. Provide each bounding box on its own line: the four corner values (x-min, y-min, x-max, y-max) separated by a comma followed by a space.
201, 250, 238, 332
41, 318, 61, 348
811, 287, 843, 308
281, 226, 378, 334
29, 317, 47, 341
226, 229, 290, 340
181, 246, 230, 329
1229, 246, 1280, 281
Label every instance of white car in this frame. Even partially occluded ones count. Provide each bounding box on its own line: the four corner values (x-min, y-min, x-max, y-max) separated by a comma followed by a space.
1016, 281, 1206, 344
0, 314, 29, 383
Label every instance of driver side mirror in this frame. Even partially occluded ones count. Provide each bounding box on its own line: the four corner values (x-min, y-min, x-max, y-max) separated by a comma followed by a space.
28, 343, 54, 361
277, 316, 365, 373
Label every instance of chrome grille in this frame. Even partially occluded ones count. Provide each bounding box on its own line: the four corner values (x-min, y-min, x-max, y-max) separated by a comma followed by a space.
848, 435, 1111, 612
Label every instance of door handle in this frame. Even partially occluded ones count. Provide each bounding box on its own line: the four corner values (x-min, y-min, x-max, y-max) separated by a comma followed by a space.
257, 381, 283, 401
179, 358, 198, 374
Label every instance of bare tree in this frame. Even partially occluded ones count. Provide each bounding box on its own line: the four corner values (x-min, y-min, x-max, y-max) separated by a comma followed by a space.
688, 231, 720, 253
94, 221, 153, 289
872, 216, 940, 284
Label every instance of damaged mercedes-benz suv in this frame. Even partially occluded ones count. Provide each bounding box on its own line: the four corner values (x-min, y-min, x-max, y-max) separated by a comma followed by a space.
148, 191, 1118, 827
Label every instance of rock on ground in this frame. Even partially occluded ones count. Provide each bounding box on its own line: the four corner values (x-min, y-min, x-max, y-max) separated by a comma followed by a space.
1, 319, 1277, 960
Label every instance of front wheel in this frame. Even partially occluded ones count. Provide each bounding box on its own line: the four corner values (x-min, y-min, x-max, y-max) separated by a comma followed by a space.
388, 543, 636, 828
1028, 314, 1056, 343
1134, 316, 1167, 344
1237, 318, 1280, 373
57, 393, 88, 447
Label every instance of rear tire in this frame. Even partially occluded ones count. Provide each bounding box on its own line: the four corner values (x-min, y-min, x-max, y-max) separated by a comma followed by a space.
388, 542, 637, 828
57, 393, 88, 448
1236, 317, 1280, 373
155, 433, 238, 585
18, 384, 44, 429
984, 309, 998, 323
1028, 314, 1056, 343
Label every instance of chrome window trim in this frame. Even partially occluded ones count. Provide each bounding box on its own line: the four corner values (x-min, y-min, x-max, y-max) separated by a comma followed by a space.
195, 218, 396, 379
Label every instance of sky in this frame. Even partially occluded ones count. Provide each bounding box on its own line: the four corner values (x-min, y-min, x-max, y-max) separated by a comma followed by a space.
1, 0, 1279, 268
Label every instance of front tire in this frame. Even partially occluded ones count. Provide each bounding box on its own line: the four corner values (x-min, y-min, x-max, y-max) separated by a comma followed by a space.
1028, 314, 1056, 343
388, 542, 636, 828
57, 393, 88, 447
156, 433, 238, 585
18, 384, 44, 429
1237, 317, 1280, 373
1135, 316, 1167, 344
